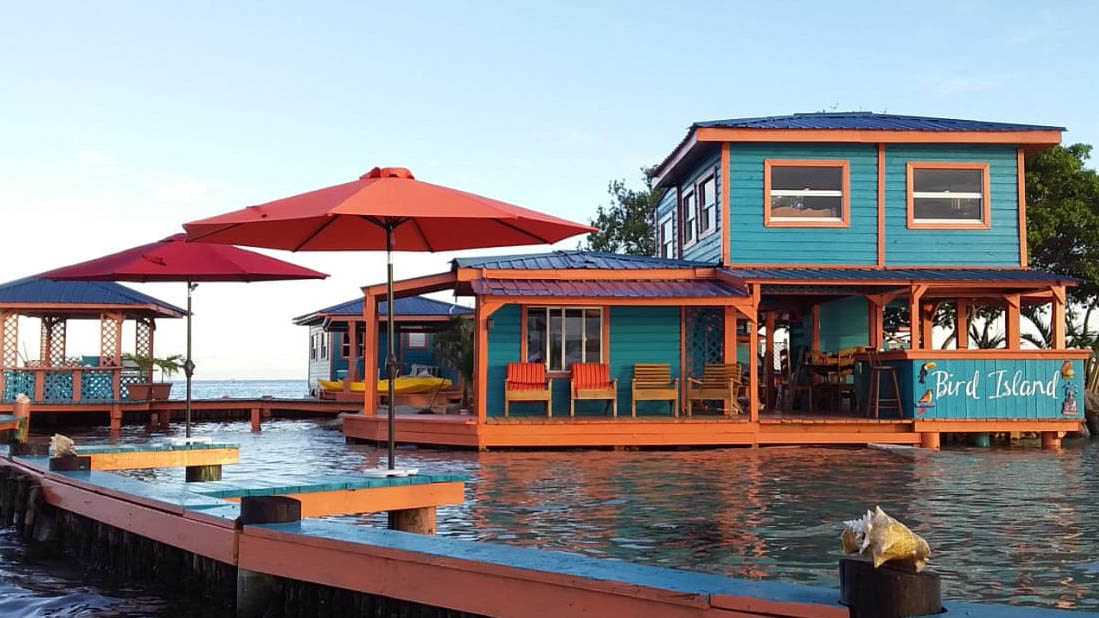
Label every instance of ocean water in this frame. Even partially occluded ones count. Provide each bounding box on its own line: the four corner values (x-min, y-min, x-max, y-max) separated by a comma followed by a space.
2, 380, 1097, 615
166, 379, 309, 400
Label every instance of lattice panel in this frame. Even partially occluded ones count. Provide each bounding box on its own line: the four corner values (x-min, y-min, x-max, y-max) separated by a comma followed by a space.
81, 370, 114, 401
100, 314, 122, 366
48, 319, 67, 367
135, 319, 154, 380
120, 374, 144, 400
3, 370, 35, 402
685, 307, 724, 380
40, 319, 50, 365
1, 312, 17, 368
43, 370, 74, 400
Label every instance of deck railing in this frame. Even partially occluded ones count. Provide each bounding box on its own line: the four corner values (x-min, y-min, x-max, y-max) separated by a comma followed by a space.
1, 366, 136, 403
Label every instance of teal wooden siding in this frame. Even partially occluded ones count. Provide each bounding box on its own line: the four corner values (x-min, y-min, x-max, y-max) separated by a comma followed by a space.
819, 297, 869, 351
682, 154, 722, 263
486, 305, 681, 416
884, 145, 1020, 266
729, 143, 878, 265
654, 185, 678, 257
487, 305, 523, 415
905, 357, 1083, 420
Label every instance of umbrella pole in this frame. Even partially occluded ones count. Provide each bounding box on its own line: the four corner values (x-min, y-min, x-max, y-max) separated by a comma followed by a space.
185, 280, 196, 438
386, 224, 397, 470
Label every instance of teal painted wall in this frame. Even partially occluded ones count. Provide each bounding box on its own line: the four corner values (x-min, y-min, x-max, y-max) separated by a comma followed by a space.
729, 143, 879, 265
330, 331, 453, 382
681, 153, 722, 263
884, 145, 1020, 266
907, 358, 1083, 420
485, 305, 681, 417
487, 305, 523, 415
819, 296, 870, 351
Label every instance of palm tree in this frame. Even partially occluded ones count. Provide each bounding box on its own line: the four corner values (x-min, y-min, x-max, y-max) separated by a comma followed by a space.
432, 316, 474, 409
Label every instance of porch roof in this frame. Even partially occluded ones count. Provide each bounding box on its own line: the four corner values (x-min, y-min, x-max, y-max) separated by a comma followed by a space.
470, 278, 747, 299
293, 295, 471, 326
722, 267, 1077, 286
454, 251, 710, 271
0, 277, 185, 318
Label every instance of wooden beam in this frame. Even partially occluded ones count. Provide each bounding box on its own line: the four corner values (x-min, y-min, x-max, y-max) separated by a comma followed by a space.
811, 305, 821, 353
721, 142, 731, 265
764, 311, 775, 410
908, 285, 927, 350
748, 315, 759, 422
1051, 286, 1066, 349
867, 298, 883, 349
347, 320, 359, 386
877, 144, 886, 267
363, 292, 378, 416
920, 302, 937, 351
1018, 148, 1028, 267
956, 300, 970, 350
1004, 293, 1022, 350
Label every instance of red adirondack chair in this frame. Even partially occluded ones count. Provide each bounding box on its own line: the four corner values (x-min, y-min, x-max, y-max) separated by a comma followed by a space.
505, 363, 552, 417
570, 363, 617, 417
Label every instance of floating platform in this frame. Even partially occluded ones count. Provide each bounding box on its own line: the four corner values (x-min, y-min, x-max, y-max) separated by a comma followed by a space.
342, 411, 1083, 449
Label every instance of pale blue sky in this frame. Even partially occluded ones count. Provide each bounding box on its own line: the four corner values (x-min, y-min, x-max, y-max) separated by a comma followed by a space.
1, 1, 1096, 378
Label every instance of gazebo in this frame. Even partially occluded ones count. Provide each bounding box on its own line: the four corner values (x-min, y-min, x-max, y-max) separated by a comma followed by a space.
0, 277, 184, 405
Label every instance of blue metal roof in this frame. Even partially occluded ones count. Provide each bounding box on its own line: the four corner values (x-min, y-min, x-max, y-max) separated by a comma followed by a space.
694, 112, 1065, 132
294, 295, 471, 325
471, 278, 746, 299
723, 267, 1077, 284
0, 277, 184, 316
454, 251, 710, 271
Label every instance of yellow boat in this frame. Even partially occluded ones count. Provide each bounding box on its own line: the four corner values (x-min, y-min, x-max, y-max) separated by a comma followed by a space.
319, 376, 452, 394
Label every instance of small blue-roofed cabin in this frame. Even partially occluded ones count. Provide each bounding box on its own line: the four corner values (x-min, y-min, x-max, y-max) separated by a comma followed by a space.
293, 295, 472, 397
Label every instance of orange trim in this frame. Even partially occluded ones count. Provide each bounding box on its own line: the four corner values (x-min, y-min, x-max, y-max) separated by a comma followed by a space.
1005, 293, 1021, 350
906, 162, 992, 230
679, 308, 686, 402
1017, 148, 1028, 266
920, 302, 936, 350
363, 292, 378, 415
871, 348, 1091, 361
695, 127, 1062, 146
471, 267, 718, 281
1051, 287, 1066, 349
914, 419, 1082, 433
763, 159, 850, 228
908, 284, 926, 349
519, 306, 528, 362
723, 306, 738, 365
481, 296, 753, 309
222, 482, 464, 518
956, 299, 969, 350
877, 144, 886, 266
764, 311, 775, 410
721, 142, 731, 265
602, 305, 611, 365
362, 271, 456, 296
83, 447, 239, 471
730, 263, 1032, 271
748, 313, 759, 422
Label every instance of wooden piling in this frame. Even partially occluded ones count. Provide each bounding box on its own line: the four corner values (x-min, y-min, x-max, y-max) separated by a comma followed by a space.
13, 395, 30, 444
240, 495, 302, 525
1041, 431, 1062, 450
185, 464, 223, 482
250, 408, 261, 432
50, 456, 92, 471
387, 506, 437, 535
919, 432, 940, 450
839, 557, 941, 618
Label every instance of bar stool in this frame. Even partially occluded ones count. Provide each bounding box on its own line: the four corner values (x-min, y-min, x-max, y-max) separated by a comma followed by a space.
866, 348, 902, 419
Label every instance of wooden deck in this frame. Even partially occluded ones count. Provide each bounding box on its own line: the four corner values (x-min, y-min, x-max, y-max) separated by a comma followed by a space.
342, 411, 1083, 449
0, 398, 361, 428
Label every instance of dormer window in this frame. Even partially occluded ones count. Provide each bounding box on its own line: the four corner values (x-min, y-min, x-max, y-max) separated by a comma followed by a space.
698, 174, 717, 235
682, 190, 697, 245
907, 162, 990, 229
764, 160, 850, 228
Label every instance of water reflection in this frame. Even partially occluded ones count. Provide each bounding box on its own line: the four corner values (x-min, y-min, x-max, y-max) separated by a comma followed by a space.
6, 419, 1098, 614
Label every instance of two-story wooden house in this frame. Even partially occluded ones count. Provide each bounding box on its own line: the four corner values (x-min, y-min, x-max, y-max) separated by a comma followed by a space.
342, 112, 1086, 450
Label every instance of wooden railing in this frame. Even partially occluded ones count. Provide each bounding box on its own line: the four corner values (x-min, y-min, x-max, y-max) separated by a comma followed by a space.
1, 366, 129, 402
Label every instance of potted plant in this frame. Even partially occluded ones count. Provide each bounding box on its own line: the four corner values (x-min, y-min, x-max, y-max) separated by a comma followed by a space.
123, 353, 184, 401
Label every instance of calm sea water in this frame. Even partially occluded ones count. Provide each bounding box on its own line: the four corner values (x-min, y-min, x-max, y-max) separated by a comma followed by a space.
2, 380, 1097, 615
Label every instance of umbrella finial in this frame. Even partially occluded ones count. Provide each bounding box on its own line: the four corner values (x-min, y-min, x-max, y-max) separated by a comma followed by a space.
362, 167, 415, 180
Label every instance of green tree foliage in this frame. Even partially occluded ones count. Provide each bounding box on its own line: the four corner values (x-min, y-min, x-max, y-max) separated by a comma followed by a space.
583, 166, 663, 255
432, 316, 474, 408
1026, 144, 1099, 302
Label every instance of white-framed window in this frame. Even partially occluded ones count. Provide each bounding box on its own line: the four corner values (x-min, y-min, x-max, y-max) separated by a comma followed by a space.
698, 174, 717, 235
319, 333, 329, 360
682, 190, 697, 246
406, 332, 428, 349
310, 333, 318, 361
658, 213, 674, 258
526, 307, 603, 372
341, 331, 365, 358
907, 162, 990, 229
764, 160, 849, 227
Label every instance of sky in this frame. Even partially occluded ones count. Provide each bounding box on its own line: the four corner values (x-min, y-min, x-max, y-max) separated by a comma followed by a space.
1, 1, 1097, 379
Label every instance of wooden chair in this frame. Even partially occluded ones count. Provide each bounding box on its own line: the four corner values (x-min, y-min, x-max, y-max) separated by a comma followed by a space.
865, 349, 902, 419
505, 362, 552, 417
833, 348, 859, 414
686, 363, 742, 416
631, 363, 678, 417
570, 363, 617, 417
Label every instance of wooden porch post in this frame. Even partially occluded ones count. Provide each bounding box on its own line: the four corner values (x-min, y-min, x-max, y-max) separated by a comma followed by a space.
810, 304, 821, 354
681, 308, 689, 407
1051, 286, 1067, 349
474, 299, 502, 424
1005, 294, 1022, 350
347, 319, 359, 385
867, 298, 883, 349
749, 312, 759, 422
908, 285, 926, 350
920, 302, 937, 351
363, 294, 378, 415
956, 299, 970, 350
100, 313, 124, 400
764, 311, 775, 411
723, 306, 738, 364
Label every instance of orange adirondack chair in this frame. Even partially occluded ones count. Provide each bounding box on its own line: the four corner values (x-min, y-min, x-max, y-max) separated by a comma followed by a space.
570, 362, 618, 417
505, 362, 552, 417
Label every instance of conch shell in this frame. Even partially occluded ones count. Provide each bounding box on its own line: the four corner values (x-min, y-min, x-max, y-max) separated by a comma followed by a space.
841, 506, 930, 572
50, 434, 77, 458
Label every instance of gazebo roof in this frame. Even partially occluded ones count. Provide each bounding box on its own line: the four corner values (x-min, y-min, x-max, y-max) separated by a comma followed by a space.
0, 277, 185, 319
293, 295, 471, 326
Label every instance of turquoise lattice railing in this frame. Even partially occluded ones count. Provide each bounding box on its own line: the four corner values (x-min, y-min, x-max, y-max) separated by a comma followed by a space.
120, 374, 144, 400
43, 371, 74, 401
2, 370, 35, 402
81, 370, 115, 401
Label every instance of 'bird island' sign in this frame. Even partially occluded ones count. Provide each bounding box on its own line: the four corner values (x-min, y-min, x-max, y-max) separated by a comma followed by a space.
911, 358, 1082, 419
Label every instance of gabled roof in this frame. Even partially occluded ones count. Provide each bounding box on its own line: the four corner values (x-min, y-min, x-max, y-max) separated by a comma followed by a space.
453, 250, 710, 271
293, 295, 471, 326
693, 112, 1065, 132
0, 277, 185, 318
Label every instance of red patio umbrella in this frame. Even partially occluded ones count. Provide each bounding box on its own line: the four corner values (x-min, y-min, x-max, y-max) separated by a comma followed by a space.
39, 233, 327, 437
183, 166, 595, 469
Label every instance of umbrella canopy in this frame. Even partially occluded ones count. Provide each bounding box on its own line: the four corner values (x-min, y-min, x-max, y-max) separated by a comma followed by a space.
183, 167, 595, 251
38, 233, 328, 282
183, 166, 595, 470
